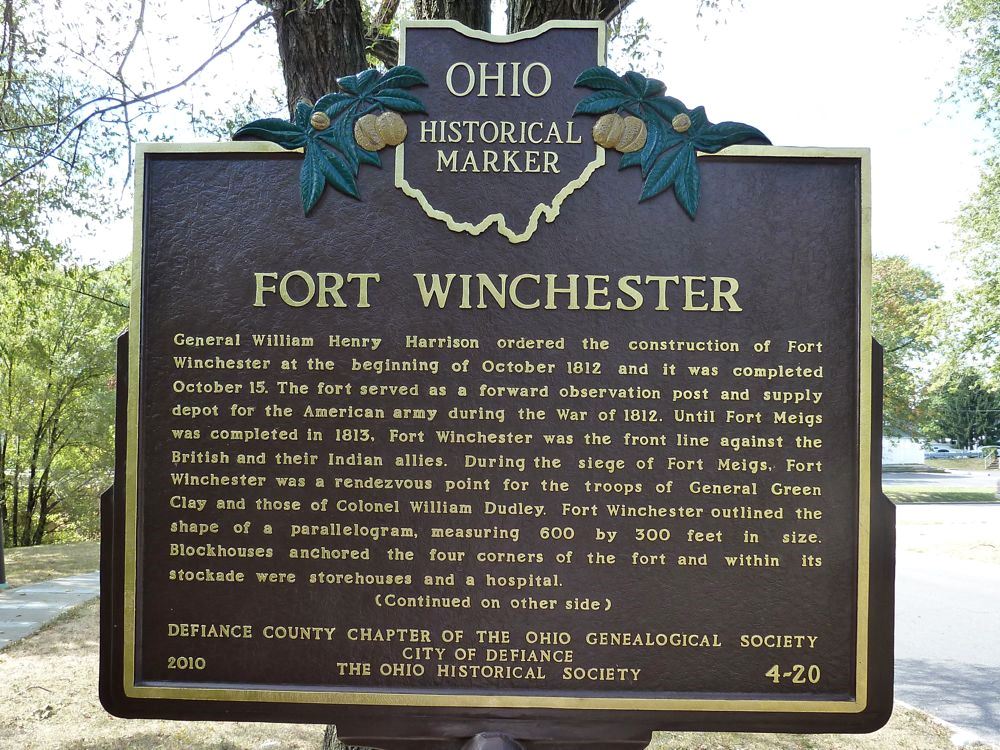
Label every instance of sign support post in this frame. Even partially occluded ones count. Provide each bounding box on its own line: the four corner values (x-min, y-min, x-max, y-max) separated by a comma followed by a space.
0, 523, 7, 589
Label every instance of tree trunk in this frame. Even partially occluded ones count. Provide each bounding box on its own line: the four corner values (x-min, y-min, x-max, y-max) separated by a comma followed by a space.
31, 419, 59, 545
19, 385, 50, 547
266, 0, 369, 113
0, 434, 7, 545
507, 0, 633, 32
10, 441, 20, 547
32, 487, 50, 545
414, 0, 491, 31
320, 725, 339, 750
20, 432, 42, 546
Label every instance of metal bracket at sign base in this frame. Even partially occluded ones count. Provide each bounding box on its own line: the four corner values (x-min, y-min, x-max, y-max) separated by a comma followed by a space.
461, 734, 525, 750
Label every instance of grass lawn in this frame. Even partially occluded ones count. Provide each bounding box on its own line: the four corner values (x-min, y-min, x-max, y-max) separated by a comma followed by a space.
2, 541, 100, 590
887, 458, 997, 504
0, 600, 992, 750
886, 486, 996, 504
926, 458, 995, 472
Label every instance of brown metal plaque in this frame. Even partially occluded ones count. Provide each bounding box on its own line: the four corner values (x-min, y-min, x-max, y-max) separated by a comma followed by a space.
101, 20, 893, 747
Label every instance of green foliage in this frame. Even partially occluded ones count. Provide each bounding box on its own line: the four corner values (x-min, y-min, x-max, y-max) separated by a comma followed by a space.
923, 367, 1000, 449
0, 258, 128, 546
0, 1, 129, 248
2, 0, 287, 227
942, 0, 1000, 135
573, 66, 768, 217
954, 154, 1000, 382
942, 0, 1000, 382
871, 255, 943, 437
608, 14, 662, 71
233, 65, 427, 213
2, 1, 130, 547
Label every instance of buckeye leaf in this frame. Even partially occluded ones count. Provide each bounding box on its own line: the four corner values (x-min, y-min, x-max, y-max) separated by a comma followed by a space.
622, 101, 643, 117
694, 121, 770, 153
642, 77, 666, 98
673, 147, 701, 218
356, 146, 381, 168
574, 66, 628, 92
376, 65, 427, 90
294, 101, 312, 129
338, 69, 381, 95
637, 119, 685, 177
356, 69, 381, 95
300, 147, 328, 214
232, 118, 307, 149
649, 128, 686, 173
688, 105, 709, 133
315, 147, 359, 199
338, 77, 358, 95
623, 71, 647, 97
619, 149, 642, 169
315, 93, 356, 119
640, 143, 690, 202
337, 116, 361, 174
317, 116, 359, 175
574, 91, 631, 115
638, 117, 663, 175
644, 96, 685, 121
374, 88, 426, 113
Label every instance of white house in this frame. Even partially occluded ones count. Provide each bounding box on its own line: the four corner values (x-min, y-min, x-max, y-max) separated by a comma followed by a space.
882, 436, 924, 465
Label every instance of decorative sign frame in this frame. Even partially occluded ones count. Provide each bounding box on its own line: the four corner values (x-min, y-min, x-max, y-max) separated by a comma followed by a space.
101, 21, 894, 749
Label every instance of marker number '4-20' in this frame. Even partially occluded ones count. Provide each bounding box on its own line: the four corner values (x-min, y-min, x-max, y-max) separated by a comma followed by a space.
766, 664, 821, 684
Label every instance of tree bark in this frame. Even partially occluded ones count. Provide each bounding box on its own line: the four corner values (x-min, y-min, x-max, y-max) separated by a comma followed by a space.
360, 0, 399, 68
31, 418, 59, 545
320, 725, 339, 750
265, 0, 369, 113
10, 442, 19, 546
414, 0, 491, 31
507, 0, 633, 32
20, 400, 47, 546
0, 434, 7, 546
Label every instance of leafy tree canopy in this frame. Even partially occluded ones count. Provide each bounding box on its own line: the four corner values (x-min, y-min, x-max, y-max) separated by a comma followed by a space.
872, 255, 943, 436
1, 256, 128, 546
942, 0, 1000, 382
923, 366, 1000, 449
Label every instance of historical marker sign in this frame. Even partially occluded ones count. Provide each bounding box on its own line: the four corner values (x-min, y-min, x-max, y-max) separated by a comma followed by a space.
101, 20, 894, 748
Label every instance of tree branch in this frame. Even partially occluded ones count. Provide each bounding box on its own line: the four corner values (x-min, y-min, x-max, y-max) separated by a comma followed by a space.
884, 337, 918, 354
600, 0, 635, 22
115, 0, 146, 80
0, 0, 16, 111
366, 35, 399, 68
364, 0, 401, 66
54, 41, 144, 101
370, 0, 400, 32
0, 10, 271, 191
33, 278, 128, 309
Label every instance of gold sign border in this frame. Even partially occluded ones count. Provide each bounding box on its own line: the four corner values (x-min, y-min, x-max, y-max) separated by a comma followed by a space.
124, 142, 873, 713
393, 20, 607, 244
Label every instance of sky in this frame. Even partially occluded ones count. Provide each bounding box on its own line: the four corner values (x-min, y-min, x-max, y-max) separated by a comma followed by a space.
619, 0, 989, 289
66, 0, 989, 292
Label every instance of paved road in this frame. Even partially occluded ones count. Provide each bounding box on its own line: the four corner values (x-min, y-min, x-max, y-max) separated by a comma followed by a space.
0, 571, 100, 649
895, 504, 1000, 746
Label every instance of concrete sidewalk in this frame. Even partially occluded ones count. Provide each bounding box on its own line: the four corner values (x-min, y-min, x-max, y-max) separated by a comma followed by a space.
0, 571, 100, 649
